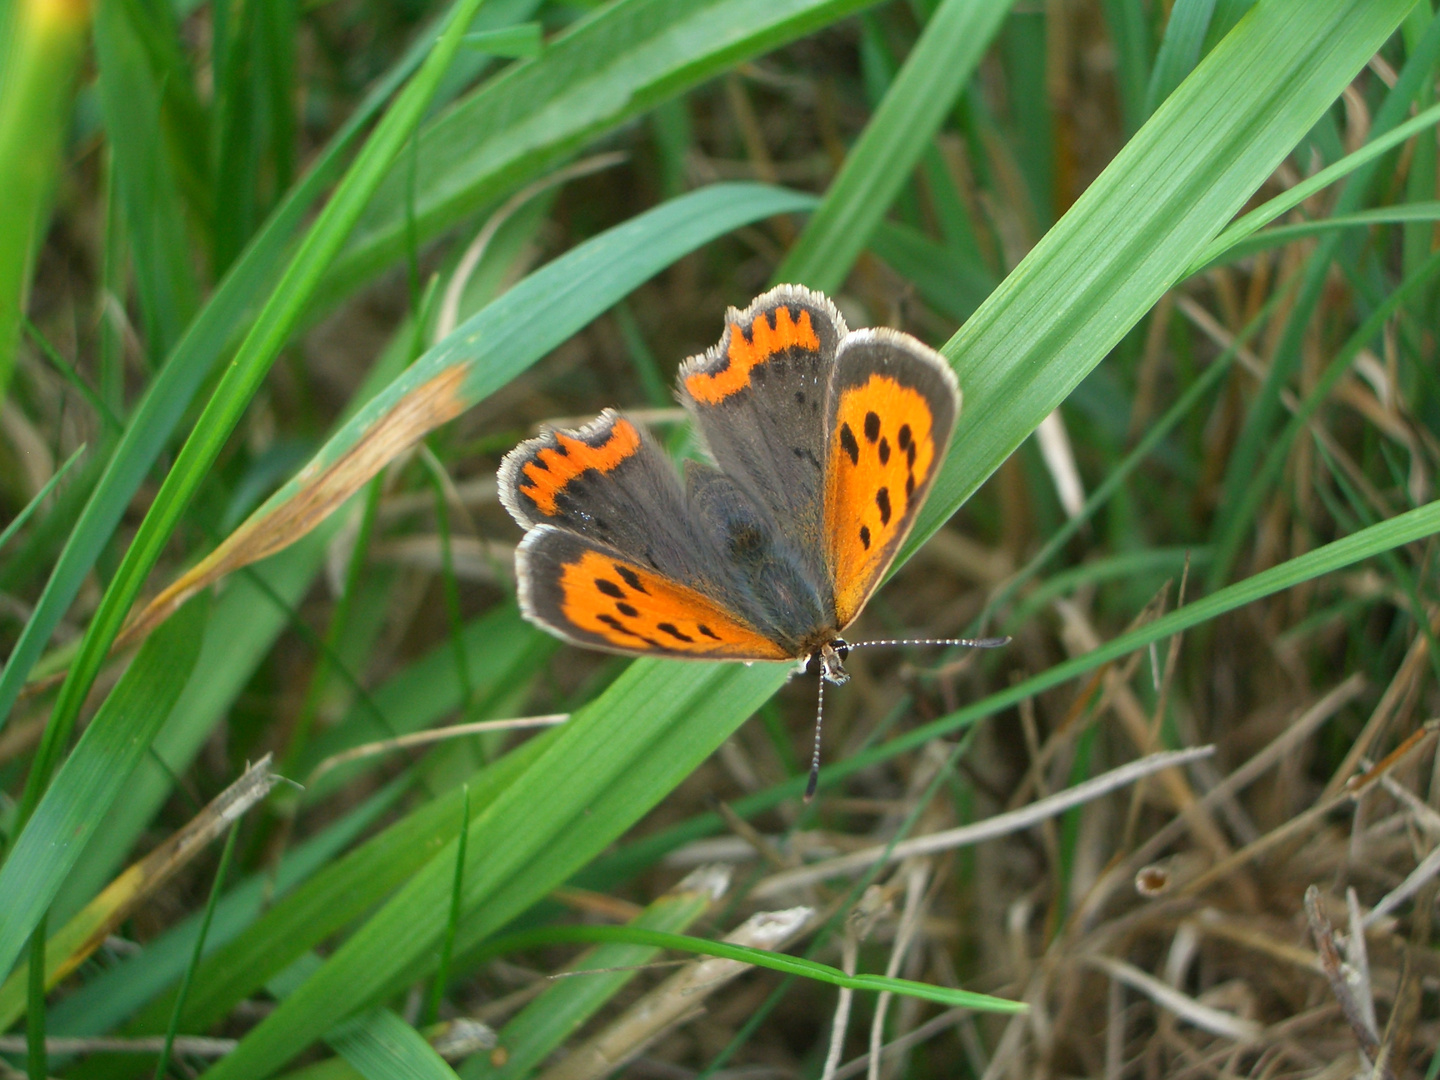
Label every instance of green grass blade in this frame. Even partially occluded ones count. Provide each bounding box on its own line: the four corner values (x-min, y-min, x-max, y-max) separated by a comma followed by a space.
1143, 0, 1215, 116
0, 0, 91, 401
329, 1010, 462, 1080
1201, 202, 1440, 267
325, 0, 877, 297
41, 780, 406, 1039
775, 0, 1010, 291
0, 443, 85, 554
16, 0, 494, 829
94, 0, 202, 361
1187, 100, 1440, 274
1099, 0, 1152, 134
461, 872, 720, 1080
460, 23, 542, 58
476, 926, 1025, 1012
0, 595, 208, 982
154, 821, 239, 1080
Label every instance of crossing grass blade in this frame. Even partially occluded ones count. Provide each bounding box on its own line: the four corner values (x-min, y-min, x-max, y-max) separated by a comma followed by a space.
0, 596, 207, 984
774, 0, 1011, 291
470, 925, 1026, 1012
460, 872, 722, 1080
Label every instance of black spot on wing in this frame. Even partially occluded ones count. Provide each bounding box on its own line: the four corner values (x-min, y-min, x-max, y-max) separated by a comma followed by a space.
598, 613, 638, 636
863, 412, 880, 443
595, 578, 624, 598
859, 525, 871, 550
876, 487, 891, 525
615, 564, 647, 593
698, 624, 721, 640
839, 423, 860, 465
616, 602, 638, 618
897, 425, 912, 450
656, 622, 695, 643
878, 437, 890, 465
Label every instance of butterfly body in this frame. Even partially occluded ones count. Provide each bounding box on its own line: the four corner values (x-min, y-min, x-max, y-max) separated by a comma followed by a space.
498, 285, 960, 684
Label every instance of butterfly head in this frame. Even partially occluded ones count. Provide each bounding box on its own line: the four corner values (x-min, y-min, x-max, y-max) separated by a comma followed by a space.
803, 638, 851, 685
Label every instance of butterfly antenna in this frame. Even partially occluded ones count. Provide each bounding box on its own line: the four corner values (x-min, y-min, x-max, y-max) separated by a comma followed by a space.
804, 676, 825, 803
849, 635, 1011, 650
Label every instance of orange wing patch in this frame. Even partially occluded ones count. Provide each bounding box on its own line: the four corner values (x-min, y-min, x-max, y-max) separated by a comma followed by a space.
518, 419, 641, 517
556, 549, 789, 660
824, 375, 941, 627
684, 306, 820, 405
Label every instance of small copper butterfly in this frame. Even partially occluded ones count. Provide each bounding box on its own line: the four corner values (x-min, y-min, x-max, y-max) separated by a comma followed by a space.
499, 285, 1003, 794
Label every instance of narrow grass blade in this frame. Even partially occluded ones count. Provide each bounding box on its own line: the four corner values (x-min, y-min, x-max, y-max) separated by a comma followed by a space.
0, 444, 85, 554
478, 926, 1024, 1012
0, 0, 92, 401
775, 0, 1011, 290
94, 0, 201, 361
462, 869, 724, 1080
1187, 100, 1440, 274
1099, 0, 1152, 133
154, 822, 240, 1080
1143, 0, 1215, 116
1201, 202, 1440, 268
0, 596, 207, 982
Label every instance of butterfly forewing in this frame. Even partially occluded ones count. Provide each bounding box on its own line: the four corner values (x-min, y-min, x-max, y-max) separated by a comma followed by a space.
677, 286, 847, 591
822, 329, 960, 628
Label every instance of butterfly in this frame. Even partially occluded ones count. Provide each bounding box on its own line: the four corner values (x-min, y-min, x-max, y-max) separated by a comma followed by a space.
498, 285, 1004, 795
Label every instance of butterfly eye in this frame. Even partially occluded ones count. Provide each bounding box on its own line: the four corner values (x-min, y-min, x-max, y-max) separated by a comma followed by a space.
833, 639, 850, 661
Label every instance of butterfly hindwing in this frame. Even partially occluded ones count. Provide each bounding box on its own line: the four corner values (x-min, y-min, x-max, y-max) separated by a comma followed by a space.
516, 526, 789, 661
822, 329, 960, 629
